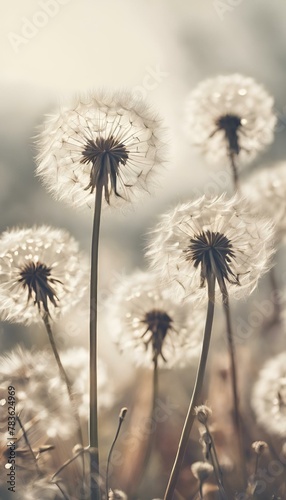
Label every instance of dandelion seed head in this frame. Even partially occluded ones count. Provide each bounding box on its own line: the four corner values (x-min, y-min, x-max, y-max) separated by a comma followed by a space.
185, 74, 276, 166
0, 226, 87, 324
0, 347, 76, 440
252, 353, 286, 438
242, 162, 286, 244
109, 270, 205, 369
60, 347, 115, 419
36, 91, 166, 210
147, 194, 274, 302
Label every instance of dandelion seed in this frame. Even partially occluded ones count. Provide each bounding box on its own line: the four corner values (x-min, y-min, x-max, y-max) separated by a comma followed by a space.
36, 91, 166, 210
147, 194, 274, 302
110, 270, 204, 369
242, 162, 286, 244
0, 226, 87, 325
252, 353, 286, 438
185, 74, 276, 168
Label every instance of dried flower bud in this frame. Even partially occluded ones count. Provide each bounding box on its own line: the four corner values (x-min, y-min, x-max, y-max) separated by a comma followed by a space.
251, 440, 268, 455
195, 405, 212, 424
191, 461, 214, 482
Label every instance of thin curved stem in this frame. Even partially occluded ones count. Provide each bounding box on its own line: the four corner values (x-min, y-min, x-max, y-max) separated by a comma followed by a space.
221, 285, 246, 487
164, 273, 216, 500
90, 183, 103, 500
16, 414, 41, 476
106, 408, 128, 498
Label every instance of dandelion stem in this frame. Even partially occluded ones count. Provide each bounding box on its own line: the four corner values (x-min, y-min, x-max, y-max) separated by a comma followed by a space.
221, 285, 246, 487
106, 408, 128, 498
138, 358, 159, 489
42, 313, 86, 489
204, 424, 227, 499
90, 182, 103, 500
164, 273, 216, 500
52, 447, 88, 481
269, 266, 280, 321
16, 413, 41, 476
229, 153, 239, 192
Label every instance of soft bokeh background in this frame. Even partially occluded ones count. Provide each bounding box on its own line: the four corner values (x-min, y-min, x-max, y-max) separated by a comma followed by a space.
1, 1, 286, 498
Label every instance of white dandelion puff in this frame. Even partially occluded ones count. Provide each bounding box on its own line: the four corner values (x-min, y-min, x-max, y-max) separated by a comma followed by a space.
242, 162, 286, 244
0, 347, 76, 440
0, 346, 113, 443
147, 194, 274, 302
252, 352, 286, 438
0, 226, 87, 325
109, 270, 205, 369
185, 74, 276, 167
60, 347, 115, 419
36, 91, 166, 210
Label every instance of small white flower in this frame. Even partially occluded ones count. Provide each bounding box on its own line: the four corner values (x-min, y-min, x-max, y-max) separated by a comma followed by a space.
242, 162, 286, 244
36, 91, 166, 210
185, 74, 276, 167
109, 271, 205, 368
0, 226, 87, 324
252, 352, 286, 438
147, 195, 274, 302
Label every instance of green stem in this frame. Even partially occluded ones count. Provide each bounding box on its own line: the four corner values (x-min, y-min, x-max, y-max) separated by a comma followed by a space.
221, 285, 246, 487
164, 273, 216, 500
90, 183, 103, 500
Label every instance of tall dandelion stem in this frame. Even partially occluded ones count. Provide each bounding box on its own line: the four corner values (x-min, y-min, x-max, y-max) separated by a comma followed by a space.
164, 273, 216, 500
221, 284, 246, 486
90, 182, 103, 500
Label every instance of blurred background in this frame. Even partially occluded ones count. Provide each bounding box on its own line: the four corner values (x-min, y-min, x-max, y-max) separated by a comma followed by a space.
1, 1, 286, 498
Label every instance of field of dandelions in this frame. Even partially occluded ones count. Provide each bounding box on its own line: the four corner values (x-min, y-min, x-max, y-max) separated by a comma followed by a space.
1, 73, 286, 500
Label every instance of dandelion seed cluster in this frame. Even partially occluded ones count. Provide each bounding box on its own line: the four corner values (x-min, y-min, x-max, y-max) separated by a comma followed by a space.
0, 226, 87, 324
242, 162, 286, 244
185, 74, 276, 166
110, 271, 205, 368
36, 92, 166, 210
252, 352, 286, 438
0, 347, 112, 442
147, 195, 274, 301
